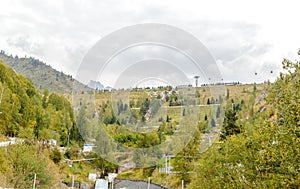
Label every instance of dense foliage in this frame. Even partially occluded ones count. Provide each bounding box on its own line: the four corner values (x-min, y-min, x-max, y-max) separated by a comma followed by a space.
0, 60, 82, 145
1, 49, 299, 188
0, 60, 85, 187
0, 144, 58, 188
188, 52, 300, 188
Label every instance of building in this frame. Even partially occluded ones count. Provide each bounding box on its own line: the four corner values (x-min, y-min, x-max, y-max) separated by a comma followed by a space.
82, 144, 95, 153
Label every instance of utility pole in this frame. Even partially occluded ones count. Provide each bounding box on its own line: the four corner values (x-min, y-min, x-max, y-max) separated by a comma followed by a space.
32, 173, 36, 189
148, 177, 151, 189
165, 155, 168, 174
71, 175, 74, 189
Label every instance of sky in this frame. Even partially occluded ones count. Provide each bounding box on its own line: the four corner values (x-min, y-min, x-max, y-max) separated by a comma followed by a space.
0, 0, 299, 87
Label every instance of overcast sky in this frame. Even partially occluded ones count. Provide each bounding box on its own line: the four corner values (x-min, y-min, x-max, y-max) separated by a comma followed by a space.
0, 0, 299, 86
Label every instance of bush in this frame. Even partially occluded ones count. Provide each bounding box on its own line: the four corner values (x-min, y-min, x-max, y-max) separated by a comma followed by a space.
50, 148, 62, 164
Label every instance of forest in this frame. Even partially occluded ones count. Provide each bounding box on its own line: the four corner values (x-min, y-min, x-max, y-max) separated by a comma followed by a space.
0, 50, 299, 188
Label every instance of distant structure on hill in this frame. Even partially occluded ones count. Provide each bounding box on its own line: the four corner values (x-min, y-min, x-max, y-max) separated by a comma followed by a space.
201, 81, 241, 86
194, 76, 200, 87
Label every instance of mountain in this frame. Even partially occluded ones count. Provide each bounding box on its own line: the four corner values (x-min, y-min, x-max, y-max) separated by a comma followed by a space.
88, 80, 104, 90
88, 80, 113, 91
0, 50, 92, 94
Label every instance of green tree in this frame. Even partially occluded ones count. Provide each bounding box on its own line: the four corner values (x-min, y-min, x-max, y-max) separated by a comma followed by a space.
76, 105, 88, 139
195, 90, 200, 98
207, 98, 210, 105
49, 147, 62, 164
42, 88, 49, 108
211, 118, 216, 127
220, 109, 242, 140
173, 130, 200, 184
189, 50, 300, 188
226, 88, 230, 99
18, 127, 34, 140
139, 98, 150, 120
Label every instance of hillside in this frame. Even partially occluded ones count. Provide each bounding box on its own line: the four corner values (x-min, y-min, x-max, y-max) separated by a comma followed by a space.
1, 47, 299, 188
187, 53, 300, 188
72, 52, 298, 189
0, 59, 87, 188
0, 51, 92, 94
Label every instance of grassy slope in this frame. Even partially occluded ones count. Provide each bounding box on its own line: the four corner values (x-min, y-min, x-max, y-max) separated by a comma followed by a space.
115, 83, 266, 188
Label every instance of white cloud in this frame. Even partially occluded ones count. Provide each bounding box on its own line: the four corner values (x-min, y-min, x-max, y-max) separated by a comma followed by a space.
0, 0, 299, 85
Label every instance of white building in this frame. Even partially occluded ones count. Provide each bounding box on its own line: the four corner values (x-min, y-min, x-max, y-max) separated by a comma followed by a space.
88, 173, 97, 181
82, 144, 95, 152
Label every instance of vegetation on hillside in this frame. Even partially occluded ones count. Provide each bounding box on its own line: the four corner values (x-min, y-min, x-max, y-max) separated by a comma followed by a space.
1, 49, 299, 188
0, 50, 92, 94
0, 59, 85, 187
0, 60, 82, 144
187, 51, 300, 188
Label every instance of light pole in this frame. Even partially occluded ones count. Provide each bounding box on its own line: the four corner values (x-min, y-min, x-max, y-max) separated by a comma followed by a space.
194, 76, 200, 87
67, 132, 70, 148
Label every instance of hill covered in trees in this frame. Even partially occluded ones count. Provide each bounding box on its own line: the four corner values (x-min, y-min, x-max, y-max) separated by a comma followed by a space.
106, 52, 299, 189
187, 52, 300, 188
0, 59, 85, 187
0, 50, 92, 94
0, 59, 82, 143
0, 58, 121, 188
1, 48, 299, 188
